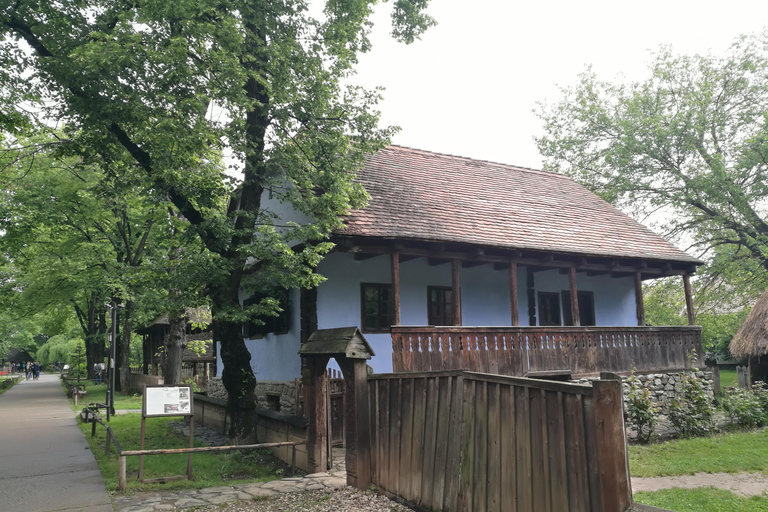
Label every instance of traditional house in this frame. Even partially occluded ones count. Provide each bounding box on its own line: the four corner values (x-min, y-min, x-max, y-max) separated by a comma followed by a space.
136, 307, 215, 382
223, 146, 704, 389
729, 289, 768, 384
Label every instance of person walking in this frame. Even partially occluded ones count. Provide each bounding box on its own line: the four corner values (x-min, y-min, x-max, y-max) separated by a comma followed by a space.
33, 361, 40, 380
26, 363, 33, 380
93, 363, 102, 385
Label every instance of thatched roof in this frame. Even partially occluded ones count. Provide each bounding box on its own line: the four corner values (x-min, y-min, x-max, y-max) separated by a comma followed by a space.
5, 347, 34, 363
730, 289, 768, 358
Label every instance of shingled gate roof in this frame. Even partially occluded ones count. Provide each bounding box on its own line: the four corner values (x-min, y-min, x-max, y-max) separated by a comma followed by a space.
338, 146, 699, 264
729, 289, 768, 358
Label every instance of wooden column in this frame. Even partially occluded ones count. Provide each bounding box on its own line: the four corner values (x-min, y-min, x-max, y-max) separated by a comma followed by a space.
304, 355, 330, 473
452, 258, 462, 326
390, 253, 401, 326
683, 274, 695, 325
509, 262, 519, 326
338, 358, 371, 490
569, 267, 581, 327
634, 272, 646, 326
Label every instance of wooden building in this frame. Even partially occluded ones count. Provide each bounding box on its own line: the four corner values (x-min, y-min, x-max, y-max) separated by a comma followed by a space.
224, 146, 704, 382
136, 307, 215, 380
729, 289, 768, 385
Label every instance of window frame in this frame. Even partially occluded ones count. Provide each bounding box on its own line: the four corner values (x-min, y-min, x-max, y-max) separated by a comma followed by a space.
537, 291, 562, 326
560, 290, 596, 326
427, 285, 455, 326
360, 283, 394, 334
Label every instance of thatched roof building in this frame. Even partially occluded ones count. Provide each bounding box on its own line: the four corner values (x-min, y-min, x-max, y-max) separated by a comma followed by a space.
730, 289, 768, 358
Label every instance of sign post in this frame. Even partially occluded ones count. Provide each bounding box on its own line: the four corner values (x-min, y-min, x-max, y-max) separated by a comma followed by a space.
139, 385, 195, 483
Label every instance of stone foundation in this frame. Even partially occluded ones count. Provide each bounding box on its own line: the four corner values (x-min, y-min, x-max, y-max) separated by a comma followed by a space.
206, 377, 298, 415
575, 369, 715, 413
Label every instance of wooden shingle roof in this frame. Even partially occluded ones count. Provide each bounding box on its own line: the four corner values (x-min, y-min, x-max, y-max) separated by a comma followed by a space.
338, 146, 699, 264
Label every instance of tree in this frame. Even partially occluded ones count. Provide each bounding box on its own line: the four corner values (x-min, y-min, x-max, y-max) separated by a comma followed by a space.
537, 31, 768, 279
1, 0, 434, 440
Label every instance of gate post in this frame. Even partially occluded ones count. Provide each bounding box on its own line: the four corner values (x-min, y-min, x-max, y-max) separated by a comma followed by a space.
593, 375, 632, 512
303, 355, 330, 473
339, 358, 371, 490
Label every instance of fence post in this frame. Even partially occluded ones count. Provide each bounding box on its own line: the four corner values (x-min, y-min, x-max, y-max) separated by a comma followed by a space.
118, 456, 126, 491
593, 376, 632, 512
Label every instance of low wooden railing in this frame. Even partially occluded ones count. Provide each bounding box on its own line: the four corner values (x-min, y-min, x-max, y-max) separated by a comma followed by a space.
391, 325, 703, 377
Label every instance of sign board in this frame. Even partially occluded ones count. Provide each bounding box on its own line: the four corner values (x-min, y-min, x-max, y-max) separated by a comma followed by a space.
142, 385, 193, 418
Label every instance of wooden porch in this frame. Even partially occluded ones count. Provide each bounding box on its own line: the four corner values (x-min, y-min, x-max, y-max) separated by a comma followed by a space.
391, 325, 704, 377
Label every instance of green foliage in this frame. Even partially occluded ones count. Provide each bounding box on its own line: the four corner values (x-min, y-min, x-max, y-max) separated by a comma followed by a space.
667, 357, 715, 437
625, 370, 659, 443
629, 429, 768, 477
634, 487, 768, 512
720, 386, 767, 428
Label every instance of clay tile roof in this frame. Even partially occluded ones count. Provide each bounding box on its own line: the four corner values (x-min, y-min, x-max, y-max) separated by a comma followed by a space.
337, 146, 700, 263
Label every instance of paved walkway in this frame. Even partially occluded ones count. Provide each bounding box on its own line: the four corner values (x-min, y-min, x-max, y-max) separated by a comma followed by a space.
0, 374, 113, 512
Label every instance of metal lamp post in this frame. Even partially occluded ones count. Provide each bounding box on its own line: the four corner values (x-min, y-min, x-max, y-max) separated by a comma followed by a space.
107, 302, 117, 420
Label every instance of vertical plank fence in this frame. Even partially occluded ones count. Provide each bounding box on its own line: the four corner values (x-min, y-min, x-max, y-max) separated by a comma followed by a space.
368, 370, 634, 512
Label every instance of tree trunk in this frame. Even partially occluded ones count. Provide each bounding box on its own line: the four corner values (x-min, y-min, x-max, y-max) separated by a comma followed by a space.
163, 310, 185, 386
213, 295, 258, 443
119, 300, 134, 392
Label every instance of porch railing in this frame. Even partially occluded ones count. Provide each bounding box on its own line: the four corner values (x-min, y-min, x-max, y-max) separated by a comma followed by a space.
391, 325, 704, 377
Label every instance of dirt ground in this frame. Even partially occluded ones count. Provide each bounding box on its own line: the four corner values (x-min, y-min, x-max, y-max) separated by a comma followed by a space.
632, 473, 768, 497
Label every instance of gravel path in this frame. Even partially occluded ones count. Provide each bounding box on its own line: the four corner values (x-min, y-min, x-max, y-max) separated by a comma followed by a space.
632, 472, 768, 497
196, 487, 413, 512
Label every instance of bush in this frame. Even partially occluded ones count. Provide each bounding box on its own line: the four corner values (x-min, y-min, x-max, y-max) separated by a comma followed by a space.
625, 371, 659, 443
668, 365, 714, 438
720, 386, 766, 428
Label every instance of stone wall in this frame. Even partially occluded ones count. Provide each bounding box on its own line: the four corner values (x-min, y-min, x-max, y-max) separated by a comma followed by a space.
206, 378, 298, 415
575, 369, 715, 413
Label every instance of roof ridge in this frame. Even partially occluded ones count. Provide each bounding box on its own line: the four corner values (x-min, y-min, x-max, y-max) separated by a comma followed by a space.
385, 144, 569, 179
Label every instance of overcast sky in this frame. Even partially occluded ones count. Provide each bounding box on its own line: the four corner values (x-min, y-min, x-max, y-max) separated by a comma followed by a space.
348, 0, 768, 170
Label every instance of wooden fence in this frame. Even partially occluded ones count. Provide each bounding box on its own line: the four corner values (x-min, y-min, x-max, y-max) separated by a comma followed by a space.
391, 326, 703, 377
368, 371, 632, 512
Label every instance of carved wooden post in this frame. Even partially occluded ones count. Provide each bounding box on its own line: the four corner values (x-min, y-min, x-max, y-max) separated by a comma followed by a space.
509, 262, 519, 326
634, 272, 645, 326
339, 358, 371, 490
303, 355, 330, 473
391, 253, 401, 326
452, 258, 462, 326
569, 267, 580, 327
683, 274, 695, 325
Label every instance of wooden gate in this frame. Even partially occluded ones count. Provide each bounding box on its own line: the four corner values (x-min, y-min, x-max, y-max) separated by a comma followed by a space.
295, 369, 345, 445
367, 371, 633, 512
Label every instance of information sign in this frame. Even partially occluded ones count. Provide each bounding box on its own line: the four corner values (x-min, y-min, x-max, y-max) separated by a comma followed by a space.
143, 385, 193, 417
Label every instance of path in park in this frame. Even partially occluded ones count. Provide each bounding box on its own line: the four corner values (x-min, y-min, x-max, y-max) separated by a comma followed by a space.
0, 373, 113, 512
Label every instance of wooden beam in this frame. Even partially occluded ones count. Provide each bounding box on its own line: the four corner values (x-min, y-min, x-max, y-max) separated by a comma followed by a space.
509, 262, 519, 326
569, 267, 580, 327
399, 255, 420, 263
462, 260, 487, 268
635, 272, 645, 326
452, 259, 462, 326
683, 274, 695, 325
428, 258, 450, 267
391, 253, 401, 326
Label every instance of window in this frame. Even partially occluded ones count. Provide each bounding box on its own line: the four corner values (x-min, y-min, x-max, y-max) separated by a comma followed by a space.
428, 286, 455, 326
537, 292, 561, 326
361, 283, 393, 333
244, 289, 291, 338
560, 290, 596, 326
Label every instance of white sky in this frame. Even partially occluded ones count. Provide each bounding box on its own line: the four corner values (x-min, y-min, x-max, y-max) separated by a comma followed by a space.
349, 0, 768, 170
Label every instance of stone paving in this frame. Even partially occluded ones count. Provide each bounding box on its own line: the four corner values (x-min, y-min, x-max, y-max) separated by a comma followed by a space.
113, 471, 350, 511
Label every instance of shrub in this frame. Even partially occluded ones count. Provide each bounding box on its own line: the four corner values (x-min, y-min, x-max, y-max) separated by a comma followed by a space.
720, 386, 765, 428
625, 370, 659, 443
668, 363, 714, 438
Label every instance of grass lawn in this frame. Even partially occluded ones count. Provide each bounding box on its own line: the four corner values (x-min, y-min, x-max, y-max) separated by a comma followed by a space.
634, 488, 768, 511
65, 379, 144, 410
719, 368, 738, 389
631, 429, 768, 510
79, 413, 286, 494
629, 429, 768, 477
